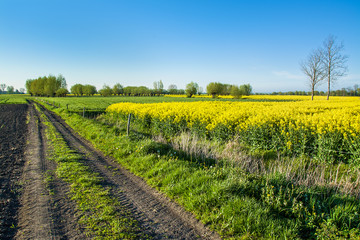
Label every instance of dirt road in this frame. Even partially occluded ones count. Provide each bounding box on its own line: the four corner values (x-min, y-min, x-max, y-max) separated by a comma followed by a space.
0, 102, 221, 239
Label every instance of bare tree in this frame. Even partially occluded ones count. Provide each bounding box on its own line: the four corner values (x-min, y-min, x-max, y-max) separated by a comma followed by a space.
300, 48, 325, 100
321, 35, 348, 100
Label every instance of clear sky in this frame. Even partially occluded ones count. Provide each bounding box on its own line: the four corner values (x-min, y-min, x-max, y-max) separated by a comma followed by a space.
0, 0, 359, 93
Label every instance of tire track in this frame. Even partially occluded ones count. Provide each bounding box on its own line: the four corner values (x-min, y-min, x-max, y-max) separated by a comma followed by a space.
39, 103, 221, 240
16, 104, 54, 239
16, 103, 86, 240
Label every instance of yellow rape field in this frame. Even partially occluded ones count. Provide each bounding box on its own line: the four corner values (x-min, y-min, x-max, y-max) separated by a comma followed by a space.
107, 97, 360, 135
107, 96, 360, 163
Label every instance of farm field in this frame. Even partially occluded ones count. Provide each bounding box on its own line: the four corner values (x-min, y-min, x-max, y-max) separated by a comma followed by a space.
40, 95, 360, 239
107, 97, 360, 163
1, 94, 360, 239
36, 94, 300, 112
0, 97, 220, 239
0, 104, 28, 239
0, 94, 28, 104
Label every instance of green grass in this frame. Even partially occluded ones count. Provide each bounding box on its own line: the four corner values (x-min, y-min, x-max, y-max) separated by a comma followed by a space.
37, 100, 360, 239
0, 94, 29, 104
34, 103, 145, 239
34, 95, 279, 112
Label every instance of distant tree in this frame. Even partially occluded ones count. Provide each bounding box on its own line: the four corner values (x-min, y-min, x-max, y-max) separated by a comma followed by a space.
70, 84, 84, 96
55, 88, 68, 97
301, 48, 326, 100
159, 80, 164, 94
197, 86, 203, 95
178, 89, 185, 95
354, 84, 358, 96
32, 77, 45, 96
206, 82, 224, 98
354, 84, 359, 96
230, 85, 243, 99
153, 80, 164, 95
0, 84, 6, 92
57, 74, 67, 89
168, 84, 178, 94
240, 84, 252, 96
83, 84, 97, 96
19, 88, 25, 94
123, 86, 132, 96
25, 79, 34, 95
113, 83, 123, 95
321, 35, 348, 100
222, 84, 232, 95
44, 75, 58, 97
7, 85, 14, 94
99, 85, 113, 97
137, 86, 151, 96
185, 82, 199, 98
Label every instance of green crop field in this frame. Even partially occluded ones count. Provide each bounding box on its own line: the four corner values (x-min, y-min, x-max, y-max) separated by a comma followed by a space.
36, 95, 239, 112
34, 94, 293, 113
0, 94, 29, 104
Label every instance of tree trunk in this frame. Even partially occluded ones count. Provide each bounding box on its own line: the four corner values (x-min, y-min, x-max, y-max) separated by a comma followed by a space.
311, 84, 314, 101
327, 75, 331, 100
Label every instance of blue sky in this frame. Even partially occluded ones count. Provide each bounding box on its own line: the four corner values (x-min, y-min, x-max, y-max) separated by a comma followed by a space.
0, 0, 359, 93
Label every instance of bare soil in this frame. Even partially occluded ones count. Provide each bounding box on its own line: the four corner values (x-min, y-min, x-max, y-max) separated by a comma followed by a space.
1, 102, 221, 239
0, 104, 28, 239
16, 103, 85, 240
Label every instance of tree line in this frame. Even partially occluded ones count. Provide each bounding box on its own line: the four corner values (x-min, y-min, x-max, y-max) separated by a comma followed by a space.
25, 78, 253, 98
0, 83, 25, 94
206, 82, 252, 98
25, 74, 67, 97
301, 35, 348, 100
271, 85, 360, 97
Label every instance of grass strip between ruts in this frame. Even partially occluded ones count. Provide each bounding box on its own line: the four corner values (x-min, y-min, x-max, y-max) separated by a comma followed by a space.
34, 103, 145, 239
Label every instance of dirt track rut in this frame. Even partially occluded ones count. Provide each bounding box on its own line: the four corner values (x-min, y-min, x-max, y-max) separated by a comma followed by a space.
16, 104, 85, 239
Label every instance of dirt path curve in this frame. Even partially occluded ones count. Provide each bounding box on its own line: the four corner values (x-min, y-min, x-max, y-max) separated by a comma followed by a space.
39, 103, 221, 240
16, 103, 86, 240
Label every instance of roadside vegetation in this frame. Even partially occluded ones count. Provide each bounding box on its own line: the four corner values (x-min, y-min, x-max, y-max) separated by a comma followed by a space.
34, 102, 145, 239
34, 95, 360, 239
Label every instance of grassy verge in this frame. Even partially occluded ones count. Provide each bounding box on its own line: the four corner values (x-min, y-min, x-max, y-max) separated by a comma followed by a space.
0, 94, 29, 104
39, 102, 360, 239
34, 103, 144, 239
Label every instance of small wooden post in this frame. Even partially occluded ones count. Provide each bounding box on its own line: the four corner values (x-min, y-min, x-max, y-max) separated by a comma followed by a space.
83, 107, 85, 118
127, 113, 132, 136
67, 104, 68, 110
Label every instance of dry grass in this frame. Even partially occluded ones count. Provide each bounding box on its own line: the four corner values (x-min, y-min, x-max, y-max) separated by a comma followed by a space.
159, 132, 360, 198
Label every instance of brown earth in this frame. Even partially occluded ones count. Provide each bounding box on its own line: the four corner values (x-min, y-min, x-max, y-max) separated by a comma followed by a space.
16, 103, 86, 239
0, 104, 28, 239
0, 102, 221, 239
